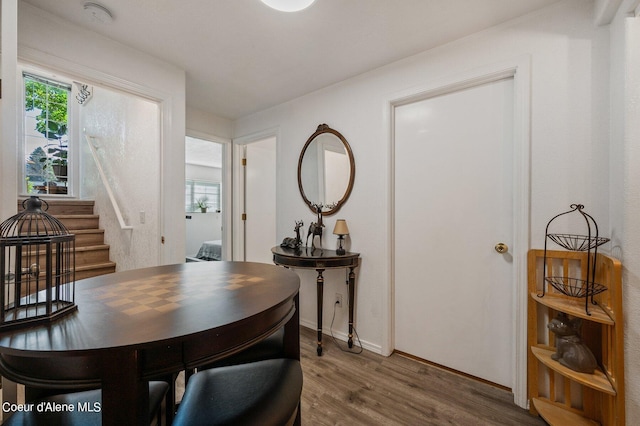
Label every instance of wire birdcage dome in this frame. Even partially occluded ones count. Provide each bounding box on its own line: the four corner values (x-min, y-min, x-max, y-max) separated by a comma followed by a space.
0, 196, 76, 330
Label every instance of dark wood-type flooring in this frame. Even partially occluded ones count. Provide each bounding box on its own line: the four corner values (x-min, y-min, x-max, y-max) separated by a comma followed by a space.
176, 326, 545, 425
298, 327, 544, 426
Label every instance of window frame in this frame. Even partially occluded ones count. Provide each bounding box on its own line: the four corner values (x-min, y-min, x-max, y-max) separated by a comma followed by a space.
185, 179, 221, 213
19, 66, 80, 198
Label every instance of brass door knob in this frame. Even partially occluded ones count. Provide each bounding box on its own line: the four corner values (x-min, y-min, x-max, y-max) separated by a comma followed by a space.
495, 242, 508, 254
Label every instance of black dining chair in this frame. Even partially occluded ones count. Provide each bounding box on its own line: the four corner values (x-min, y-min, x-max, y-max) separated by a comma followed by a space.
0, 353, 172, 425
184, 326, 285, 384
2, 381, 169, 426
173, 358, 303, 426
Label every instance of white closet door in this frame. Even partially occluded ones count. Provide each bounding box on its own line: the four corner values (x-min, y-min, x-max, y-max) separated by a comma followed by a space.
394, 78, 515, 388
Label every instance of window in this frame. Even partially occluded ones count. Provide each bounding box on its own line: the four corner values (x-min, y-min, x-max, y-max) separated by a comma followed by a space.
185, 180, 221, 212
23, 73, 71, 195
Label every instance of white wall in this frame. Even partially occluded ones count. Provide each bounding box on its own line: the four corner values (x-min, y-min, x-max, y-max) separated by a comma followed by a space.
234, 0, 610, 363
185, 213, 222, 256
1, 1, 19, 223
236, 0, 640, 419
186, 163, 222, 183
234, 0, 620, 406
609, 0, 640, 422
16, 2, 186, 265
186, 106, 232, 140
81, 87, 161, 271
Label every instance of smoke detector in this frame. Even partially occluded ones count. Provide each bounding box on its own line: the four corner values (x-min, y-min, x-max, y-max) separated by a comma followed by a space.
83, 2, 113, 24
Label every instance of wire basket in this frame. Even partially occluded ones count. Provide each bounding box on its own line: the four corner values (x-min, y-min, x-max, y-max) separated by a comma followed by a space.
545, 277, 608, 298
547, 233, 610, 252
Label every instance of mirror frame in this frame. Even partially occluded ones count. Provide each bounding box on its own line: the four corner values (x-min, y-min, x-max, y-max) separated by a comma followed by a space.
297, 124, 355, 216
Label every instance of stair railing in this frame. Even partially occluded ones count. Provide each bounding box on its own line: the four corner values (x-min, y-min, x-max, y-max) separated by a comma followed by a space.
84, 134, 133, 230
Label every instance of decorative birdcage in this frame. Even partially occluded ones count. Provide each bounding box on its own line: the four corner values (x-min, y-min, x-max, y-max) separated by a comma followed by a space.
0, 196, 76, 330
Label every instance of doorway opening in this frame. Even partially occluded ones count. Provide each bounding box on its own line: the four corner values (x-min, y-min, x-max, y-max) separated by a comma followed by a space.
185, 136, 226, 262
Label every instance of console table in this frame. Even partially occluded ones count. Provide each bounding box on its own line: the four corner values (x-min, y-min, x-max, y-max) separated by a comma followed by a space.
272, 246, 359, 355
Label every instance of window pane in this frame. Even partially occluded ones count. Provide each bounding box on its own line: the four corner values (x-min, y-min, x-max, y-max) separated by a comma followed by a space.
23, 73, 71, 195
185, 180, 220, 212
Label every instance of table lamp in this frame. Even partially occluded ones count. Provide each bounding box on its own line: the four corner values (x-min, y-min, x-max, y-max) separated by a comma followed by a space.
333, 219, 349, 255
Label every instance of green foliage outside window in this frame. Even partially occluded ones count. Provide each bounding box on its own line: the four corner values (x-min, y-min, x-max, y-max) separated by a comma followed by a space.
24, 74, 70, 193
25, 78, 69, 141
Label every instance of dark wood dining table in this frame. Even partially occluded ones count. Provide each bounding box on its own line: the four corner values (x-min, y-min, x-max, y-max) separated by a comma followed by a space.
0, 261, 300, 425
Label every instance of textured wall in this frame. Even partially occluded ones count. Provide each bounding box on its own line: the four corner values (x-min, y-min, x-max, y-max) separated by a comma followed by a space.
81, 87, 161, 271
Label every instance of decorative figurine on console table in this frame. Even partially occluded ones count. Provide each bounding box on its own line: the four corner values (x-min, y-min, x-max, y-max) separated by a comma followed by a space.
306, 203, 329, 252
280, 220, 304, 252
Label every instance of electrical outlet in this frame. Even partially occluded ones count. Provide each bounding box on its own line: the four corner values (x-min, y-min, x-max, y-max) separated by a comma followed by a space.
335, 293, 343, 308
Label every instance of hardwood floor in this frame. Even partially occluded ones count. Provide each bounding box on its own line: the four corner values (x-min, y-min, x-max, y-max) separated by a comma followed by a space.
299, 327, 545, 426
175, 326, 545, 425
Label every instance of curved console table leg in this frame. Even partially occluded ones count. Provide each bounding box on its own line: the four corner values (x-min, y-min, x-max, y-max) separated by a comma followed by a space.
316, 268, 325, 356
348, 266, 356, 348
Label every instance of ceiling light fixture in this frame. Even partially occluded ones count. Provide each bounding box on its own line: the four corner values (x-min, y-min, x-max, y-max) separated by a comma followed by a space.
260, 0, 316, 12
83, 2, 113, 24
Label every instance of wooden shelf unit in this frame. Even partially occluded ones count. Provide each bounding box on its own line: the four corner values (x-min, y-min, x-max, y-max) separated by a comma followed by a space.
527, 249, 625, 426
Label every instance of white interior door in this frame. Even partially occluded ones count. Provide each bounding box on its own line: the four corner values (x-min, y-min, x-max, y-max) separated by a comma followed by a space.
394, 78, 515, 388
243, 137, 276, 263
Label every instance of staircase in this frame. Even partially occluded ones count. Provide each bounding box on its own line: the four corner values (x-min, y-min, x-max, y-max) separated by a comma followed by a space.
17, 199, 117, 280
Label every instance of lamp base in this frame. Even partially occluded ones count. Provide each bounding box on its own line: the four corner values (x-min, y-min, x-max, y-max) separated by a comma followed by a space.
336, 235, 346, 255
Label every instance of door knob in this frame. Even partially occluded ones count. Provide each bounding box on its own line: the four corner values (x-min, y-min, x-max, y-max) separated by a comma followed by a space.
495, 242, 508, 254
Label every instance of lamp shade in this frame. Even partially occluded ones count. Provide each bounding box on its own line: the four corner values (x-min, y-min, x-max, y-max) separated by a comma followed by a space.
260, 0, 315, 12
333, 219, 349, 236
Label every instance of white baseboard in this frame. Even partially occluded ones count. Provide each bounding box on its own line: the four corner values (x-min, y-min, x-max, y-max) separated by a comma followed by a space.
299, 321, 382, 355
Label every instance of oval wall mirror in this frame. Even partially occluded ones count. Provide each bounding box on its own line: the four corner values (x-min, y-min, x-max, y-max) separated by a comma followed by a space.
298, 124, 355, 215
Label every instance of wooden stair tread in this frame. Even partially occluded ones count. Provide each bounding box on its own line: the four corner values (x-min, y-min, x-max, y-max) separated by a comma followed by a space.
532, 398, 600, 426
16, 198, 115, 281
75, 262, 116, 270
17, 199, 95, 215
75, 244, 110, 251
26, 244, 109, 253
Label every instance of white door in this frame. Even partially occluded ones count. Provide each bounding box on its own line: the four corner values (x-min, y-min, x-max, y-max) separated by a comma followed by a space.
243, 137, 276, 263
394, 78, 514, 388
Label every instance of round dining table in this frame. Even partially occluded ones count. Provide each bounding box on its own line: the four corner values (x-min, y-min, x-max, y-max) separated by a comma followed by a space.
0, 261, 300, 425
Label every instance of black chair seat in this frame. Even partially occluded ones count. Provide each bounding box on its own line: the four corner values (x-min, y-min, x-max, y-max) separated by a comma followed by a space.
173, 358, 303, 426
200, 327, 285, 369
2, 381, 169, 426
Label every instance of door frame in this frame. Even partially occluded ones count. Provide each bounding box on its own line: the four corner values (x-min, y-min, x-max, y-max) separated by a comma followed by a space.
232, 127, 279, 261
185, 129, 232, 260
385, 57, 531, 408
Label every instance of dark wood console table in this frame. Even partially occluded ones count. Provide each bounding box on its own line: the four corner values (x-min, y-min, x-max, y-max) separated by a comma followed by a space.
272, 246, 359, 356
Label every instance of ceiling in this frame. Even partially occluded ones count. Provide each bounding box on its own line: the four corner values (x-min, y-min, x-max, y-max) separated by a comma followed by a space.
22, 0, 563, 120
